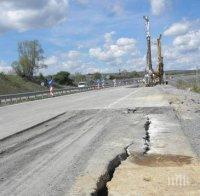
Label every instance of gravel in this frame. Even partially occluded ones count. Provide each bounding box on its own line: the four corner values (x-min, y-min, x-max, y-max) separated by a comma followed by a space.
162, 85, 200, 158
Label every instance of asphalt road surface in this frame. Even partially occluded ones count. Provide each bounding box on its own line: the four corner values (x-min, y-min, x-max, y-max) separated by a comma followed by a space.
0, 85, 168, 140
0, 85, 199, 195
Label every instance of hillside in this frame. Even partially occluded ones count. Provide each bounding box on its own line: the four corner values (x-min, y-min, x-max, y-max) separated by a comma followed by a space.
0, 74, 47, 95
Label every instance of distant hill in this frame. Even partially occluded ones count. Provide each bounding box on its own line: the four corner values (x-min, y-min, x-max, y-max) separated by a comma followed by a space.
0, 74, 47, 95
165, 70, 197, 75
137, 70, 196, 75
101, 69, 197, 77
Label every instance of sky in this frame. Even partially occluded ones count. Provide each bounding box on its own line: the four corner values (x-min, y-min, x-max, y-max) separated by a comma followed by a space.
0, 0, 199, 74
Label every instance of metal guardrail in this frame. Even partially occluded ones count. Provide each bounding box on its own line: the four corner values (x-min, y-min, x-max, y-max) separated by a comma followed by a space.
0, 80, 137, 106
0, 84, 122, 105
0, 86, 97, 105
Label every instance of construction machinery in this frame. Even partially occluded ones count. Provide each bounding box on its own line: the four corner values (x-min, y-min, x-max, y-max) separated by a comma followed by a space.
155, 34, 164, 84
143, 16, 165, 86
143, 16, 154, 86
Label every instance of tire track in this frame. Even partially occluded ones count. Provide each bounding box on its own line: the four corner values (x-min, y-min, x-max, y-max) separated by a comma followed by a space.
0, 110, 112, 196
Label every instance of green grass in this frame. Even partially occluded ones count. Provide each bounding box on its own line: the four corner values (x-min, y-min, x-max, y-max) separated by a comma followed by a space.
0, 73, 47, 95
176, 79, 200, 93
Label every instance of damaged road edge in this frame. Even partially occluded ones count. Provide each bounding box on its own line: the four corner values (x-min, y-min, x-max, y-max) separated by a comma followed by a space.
91, 117, 151, 196
91, 150, 129, 196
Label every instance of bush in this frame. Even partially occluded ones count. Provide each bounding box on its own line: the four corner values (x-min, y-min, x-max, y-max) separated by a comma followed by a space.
54, 71, 73, 85
0, 72, 7, 80
192, 83, 200, 93
129, 71, 141, 78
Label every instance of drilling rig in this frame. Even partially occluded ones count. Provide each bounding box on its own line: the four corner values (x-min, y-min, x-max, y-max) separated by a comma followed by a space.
156, 34, 164, 84
143, 16, 164, 86
143, 16, 154, 86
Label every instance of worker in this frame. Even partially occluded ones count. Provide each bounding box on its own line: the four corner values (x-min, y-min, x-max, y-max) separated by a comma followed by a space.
97, 79, 100, 89
48, 76, 54, 96
102, 79, 105, 88
113, 79, 116, 87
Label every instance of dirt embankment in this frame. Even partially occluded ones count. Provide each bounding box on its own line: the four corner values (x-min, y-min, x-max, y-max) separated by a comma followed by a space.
0, 74, 46, 95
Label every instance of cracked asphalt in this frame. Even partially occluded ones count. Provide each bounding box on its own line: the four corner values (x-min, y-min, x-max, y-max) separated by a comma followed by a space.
0, 85, 199, 195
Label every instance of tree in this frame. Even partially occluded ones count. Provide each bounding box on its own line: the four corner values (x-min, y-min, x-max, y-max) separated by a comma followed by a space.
129, 71, 141, 78
12, 40, 47, 79
73, 72, 86, 84
35, 73, 46, 85
92, 72, 102, 81
38, 73, 45, 82
0, 72, 7, 80
54, 71, 73, 85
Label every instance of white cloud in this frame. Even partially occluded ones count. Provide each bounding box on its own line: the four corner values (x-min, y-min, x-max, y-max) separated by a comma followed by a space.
162, 19, 200, 70
104, 31, 115, 44
117, 38, 136, 48
43, 50, 101, 74
44, 55, 58, 66
90, 32, 138, 62
0, 0, 68, 33
44, 34, 143, 74
164, 46, 200, 70
163, 30, 200, 70
149, 0, 169, 16
89, 32, 145, 72
164, 21, 190, 36
173, 30, 200, 52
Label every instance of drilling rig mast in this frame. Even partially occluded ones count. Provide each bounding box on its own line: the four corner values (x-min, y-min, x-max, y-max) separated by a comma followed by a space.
143, 16, 153, 86
156, 34, 164, 84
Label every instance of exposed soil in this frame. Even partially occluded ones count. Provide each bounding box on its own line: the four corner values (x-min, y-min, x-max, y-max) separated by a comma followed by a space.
107, 154, 200, 196
130, 154, 193, 167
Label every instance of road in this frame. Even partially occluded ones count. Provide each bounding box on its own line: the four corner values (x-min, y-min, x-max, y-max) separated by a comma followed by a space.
0, 85, 168, 140
0, 85, 199, 195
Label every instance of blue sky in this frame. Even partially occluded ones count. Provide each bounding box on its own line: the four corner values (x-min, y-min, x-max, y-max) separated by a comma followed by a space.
0, 0, 199, 74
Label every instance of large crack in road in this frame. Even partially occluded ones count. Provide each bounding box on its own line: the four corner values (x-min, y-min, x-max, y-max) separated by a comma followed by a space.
92, 115, 159, 196
91, 116, 153, 196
